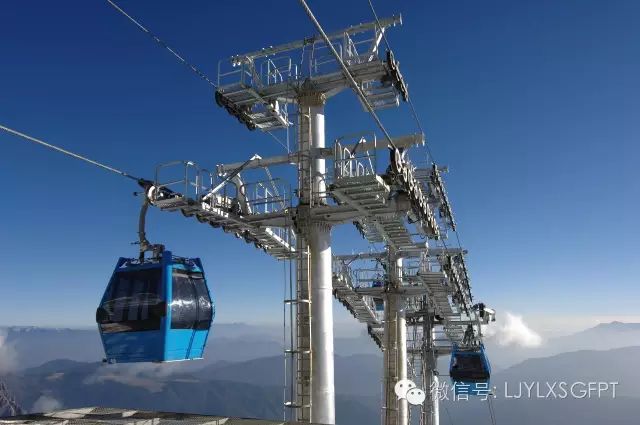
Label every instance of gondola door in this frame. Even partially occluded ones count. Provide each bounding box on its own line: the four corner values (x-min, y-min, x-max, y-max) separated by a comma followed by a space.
166, 263, 213, 361
97, 259, 168, 363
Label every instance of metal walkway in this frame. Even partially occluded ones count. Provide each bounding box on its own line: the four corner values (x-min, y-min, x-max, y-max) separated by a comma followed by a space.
332, 265, 383, 347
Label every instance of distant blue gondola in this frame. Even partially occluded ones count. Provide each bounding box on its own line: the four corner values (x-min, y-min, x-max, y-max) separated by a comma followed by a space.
449, 343, 491, 395
96, 250, 214, 363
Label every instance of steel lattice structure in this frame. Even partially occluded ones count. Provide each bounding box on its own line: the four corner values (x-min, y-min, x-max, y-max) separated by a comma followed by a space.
139, 12, 495, 425
0, 4, 499, 425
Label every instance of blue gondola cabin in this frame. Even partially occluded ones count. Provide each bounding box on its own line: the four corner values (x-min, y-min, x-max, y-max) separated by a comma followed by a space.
449, 343, 491, 396
96, 250, 214, 363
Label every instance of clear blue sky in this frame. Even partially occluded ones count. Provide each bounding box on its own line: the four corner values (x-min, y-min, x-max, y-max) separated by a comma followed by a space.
0, 0, 638, 328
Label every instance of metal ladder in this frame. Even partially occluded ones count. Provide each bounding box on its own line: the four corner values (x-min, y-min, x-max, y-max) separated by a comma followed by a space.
284, 238, 312, 421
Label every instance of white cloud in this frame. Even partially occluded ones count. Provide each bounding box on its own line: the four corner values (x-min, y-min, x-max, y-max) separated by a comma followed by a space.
484, 312, 543, 348
31, 395, 62, 413
82, 362, 185, 393
0, 329, 17, 373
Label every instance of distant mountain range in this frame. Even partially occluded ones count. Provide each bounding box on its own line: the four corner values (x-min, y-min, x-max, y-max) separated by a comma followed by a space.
201, 354, 382, 398
0, 324, 378, 372
1, 345, 638, 424
4, 321, 637, 374
0, 359, 378, 425
484, 321, 640, 370
442, 394, 640, 425
0, 322, 639, 424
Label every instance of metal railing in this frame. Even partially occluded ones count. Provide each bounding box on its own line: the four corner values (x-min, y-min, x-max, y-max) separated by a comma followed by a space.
218, 33, 382, 89
154, 160, 213, 201
332, 262, 381, 319
333, 132, 377, 180
310, 41, 344, 77
342, 31, 382, 65
260, 56, 299, 85
218, 55, 300, 90
239, 178, 292, 215
217, 59, 258, 90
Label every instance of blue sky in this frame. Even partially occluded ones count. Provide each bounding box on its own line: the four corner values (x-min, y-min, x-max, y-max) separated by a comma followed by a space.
0, 0, 638, 329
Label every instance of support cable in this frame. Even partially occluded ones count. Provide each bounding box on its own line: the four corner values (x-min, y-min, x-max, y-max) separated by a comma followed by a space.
267, 130, 290, 152
487, 396, 497, 425
106, 0, 290, 153
297, 0, 398, 151
0, 124, 144, 182
367, 0, 469, 270
368, 2, 470, 301
366, 0, 434, 163
106, 0, 216, 87
443, 405, 455, 425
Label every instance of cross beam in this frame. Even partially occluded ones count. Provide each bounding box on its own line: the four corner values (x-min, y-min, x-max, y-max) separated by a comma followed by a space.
230, 15, 403, 64
216, 133, 424, 175
333, 247, 467, 262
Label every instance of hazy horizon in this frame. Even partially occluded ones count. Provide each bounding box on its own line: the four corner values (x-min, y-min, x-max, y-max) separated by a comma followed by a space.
3, 316, 640, 340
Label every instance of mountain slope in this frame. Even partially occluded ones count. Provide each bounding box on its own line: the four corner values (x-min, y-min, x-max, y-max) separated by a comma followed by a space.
436, 346, 640, 425
0, 360, 378, 425
484, 321, 640, 370
493, 346, 640, 398
0, 325, 379, 372
442, 396, 640, 425
2, 345, 640, 424
202, 354, 382, 397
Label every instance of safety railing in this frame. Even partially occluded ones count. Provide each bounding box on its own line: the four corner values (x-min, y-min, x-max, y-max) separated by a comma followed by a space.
332, 263, 381, 316
218, 55, 301, 92
333, 132, 377, 180
260, 56, 298, 86
417, 253, 441, 274
153, 161, 248, 217
308, 32, 381, 77
202, 174, 239, 213
217, 59, 263, 90
154, 160, 213, 201
310, 41, 344, 77
350, 267, 383, 288
353, 267, 385, 318
239, 178, 292, 215
342, 31, 382, 65
265, 226, 296, 247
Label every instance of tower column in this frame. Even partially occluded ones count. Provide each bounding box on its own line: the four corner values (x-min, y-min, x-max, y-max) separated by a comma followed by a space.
397, 258, 408, 425
422, 316, 439, 425
310, 103, 326, 203
383, 255, 407, 425
297, 90, 335, 425
383, 293, 400, 425
309, 221, 334, 424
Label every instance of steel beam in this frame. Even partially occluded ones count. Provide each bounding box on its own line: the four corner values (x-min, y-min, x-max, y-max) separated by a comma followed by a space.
217, 133, 423, 174
217, 153, 296, 175
230, 15, 402, 63
333, 247, 466, 262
